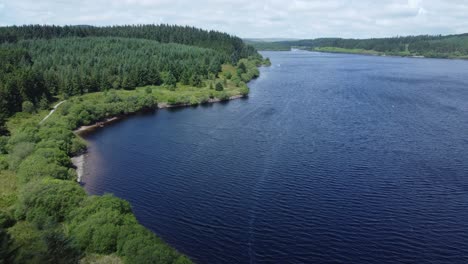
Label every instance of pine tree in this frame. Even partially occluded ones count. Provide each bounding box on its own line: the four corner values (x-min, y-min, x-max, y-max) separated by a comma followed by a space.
215, 82, 224, 91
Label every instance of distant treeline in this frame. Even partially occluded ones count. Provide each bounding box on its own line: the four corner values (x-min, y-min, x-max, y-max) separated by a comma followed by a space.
250, 33, 468, 58
244, 40, 291, 51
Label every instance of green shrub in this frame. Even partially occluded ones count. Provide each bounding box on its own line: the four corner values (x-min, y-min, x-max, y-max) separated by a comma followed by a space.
0, 136, 8, 154
224, 71, 232, 79
7, 124, 40, 147
7, 221, 47, 263
218, 92, 230, 101
70, 137, 87, 156
17, 154, 70, 183
215, 82, 224, 91
67, 195, 134, 254
42, 229, 82, 263
33, 148, 71, 167
0, 211, 15, 228
0, 156, 8, 170
22, 101, 35, 114
15, 179, 86, 225
8, 142, 35, 170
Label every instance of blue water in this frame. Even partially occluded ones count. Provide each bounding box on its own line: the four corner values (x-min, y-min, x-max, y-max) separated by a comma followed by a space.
82, 51, 468, 263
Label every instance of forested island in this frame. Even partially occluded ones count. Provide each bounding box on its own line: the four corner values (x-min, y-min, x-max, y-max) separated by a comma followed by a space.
249, 33, 468, 59
0, 24, 268, 263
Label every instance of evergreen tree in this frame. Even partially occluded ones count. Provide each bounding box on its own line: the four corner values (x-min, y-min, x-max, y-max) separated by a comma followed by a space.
215, 82, 224, 91
237, 62, 247, 75
190, 75, 203, 87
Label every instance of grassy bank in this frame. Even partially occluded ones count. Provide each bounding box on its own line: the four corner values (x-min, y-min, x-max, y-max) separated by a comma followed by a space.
0, 57, 268, 263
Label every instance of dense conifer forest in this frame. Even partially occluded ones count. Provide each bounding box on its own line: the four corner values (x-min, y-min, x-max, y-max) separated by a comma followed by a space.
0, 24, 265, 263
0, 25, 261, 134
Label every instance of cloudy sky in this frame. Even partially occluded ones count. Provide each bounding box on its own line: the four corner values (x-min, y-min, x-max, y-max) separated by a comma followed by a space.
0, 0, 467, 39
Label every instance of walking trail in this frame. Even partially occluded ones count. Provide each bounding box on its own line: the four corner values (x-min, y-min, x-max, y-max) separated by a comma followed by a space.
39, 100, 66, 124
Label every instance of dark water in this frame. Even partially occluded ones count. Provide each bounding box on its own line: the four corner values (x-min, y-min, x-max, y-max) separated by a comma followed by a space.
82, 51, 468, 263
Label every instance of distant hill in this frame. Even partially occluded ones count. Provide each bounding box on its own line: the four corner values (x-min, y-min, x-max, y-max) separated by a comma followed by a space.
244, 38, 299, 42
244, 39, 291, 51
251, 33, 468, 58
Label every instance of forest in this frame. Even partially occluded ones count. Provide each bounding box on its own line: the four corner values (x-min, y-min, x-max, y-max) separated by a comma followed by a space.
0, 24, 257, 62
251, 33, 468, 58
0, 25, 266, 263
0, 25, 262, 135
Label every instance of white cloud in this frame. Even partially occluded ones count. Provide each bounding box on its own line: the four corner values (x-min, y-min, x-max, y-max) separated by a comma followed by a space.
0, 0, 467, 38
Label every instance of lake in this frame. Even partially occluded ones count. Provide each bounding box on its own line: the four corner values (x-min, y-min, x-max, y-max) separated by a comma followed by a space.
81, 51, 468, 263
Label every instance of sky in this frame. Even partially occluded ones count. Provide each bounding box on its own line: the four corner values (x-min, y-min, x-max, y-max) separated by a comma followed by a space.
0, 0, 467, 39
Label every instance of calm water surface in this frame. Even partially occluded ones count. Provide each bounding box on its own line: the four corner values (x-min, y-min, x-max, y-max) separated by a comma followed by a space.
82, 51, 468, 263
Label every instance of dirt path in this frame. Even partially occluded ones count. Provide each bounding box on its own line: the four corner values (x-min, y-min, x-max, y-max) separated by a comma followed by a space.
39, 100, 66, 124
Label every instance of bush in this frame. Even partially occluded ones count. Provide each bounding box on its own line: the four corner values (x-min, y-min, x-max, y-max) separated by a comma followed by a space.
0, 136, 8, 154
237, 62, 246, 75
218, 92, 230, 101
15, 179, 86, 225
33, 148, 71, 167
224, 71, 232, 80
38, 95, 49, 110
189, 97, 199, 106
17, 154, 71, 183
240, 85, 249, 96
6, 221, 47, 263
22, 101, 35, 113
67, 194, 186, 262
161, 72, 177, 89
0, 156, 8, 170
70, 137, 87, 156
8, 142, 35, 170
215, 82, 224, 91
42, 229, 82, 263
67, 195, 135, 254
7, 124, 40, 147
0, 211, 15, 228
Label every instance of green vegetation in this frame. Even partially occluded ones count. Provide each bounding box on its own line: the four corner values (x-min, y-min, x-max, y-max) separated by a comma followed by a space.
244, 40, 291, 51
253, 33, 468, 59
0, 24, 270, 263
0, 24, 263, 136
312, 47, 383, 55
0, 24, 257, 62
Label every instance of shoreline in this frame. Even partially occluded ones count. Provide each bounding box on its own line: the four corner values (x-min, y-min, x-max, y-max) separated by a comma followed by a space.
309, 48, 468, 60
71, 94, 246, 182
71, 154, 85, 182
74, 94, 245, 134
